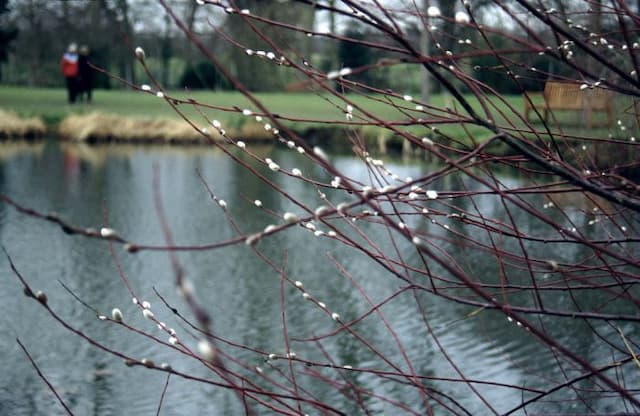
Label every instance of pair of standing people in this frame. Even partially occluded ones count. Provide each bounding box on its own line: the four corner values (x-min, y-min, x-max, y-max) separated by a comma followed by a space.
61, 43, 93, 104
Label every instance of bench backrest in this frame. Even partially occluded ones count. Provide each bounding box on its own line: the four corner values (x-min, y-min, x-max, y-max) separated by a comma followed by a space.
543, 81, 612, 110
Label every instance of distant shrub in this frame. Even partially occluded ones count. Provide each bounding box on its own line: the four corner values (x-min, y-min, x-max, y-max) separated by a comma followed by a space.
179, 61, 231, 90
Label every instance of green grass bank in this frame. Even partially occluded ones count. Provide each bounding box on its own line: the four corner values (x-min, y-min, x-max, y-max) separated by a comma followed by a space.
0, 86, 507, 143
0, 86, 628, 153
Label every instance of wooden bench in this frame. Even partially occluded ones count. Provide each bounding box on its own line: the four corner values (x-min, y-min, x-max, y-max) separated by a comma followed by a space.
524, 81, 614, 127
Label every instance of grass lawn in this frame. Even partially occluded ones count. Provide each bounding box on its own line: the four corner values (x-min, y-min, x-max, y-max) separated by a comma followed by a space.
0, 86, 251, 125
0, 85, 629, 145
0, 85, 507, 125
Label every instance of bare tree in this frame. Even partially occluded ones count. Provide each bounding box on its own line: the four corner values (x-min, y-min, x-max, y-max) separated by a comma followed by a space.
4, 0, 640, 414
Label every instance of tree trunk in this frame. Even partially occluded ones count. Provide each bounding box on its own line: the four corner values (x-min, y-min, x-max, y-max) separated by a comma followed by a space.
161, 13, 171, 87
589, 0, 602, 78
116, 0, 135, 85
420, 0, 430, 104
184, 0, 198, 66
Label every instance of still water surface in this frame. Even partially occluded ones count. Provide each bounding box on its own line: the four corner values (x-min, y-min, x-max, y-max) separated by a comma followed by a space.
0, 141, 635, 415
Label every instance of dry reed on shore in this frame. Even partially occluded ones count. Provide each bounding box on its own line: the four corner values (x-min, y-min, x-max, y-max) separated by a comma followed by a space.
0, 109, 46, 138
57, 112, 221, 143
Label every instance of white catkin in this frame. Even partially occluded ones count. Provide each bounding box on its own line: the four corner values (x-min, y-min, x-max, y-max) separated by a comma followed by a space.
100, 227, 117, 238
283, 212, 300, 223
135, 47, 145, 60
198, 340, 216, 361
427, 6, 441, 17
111, 308, 123, 322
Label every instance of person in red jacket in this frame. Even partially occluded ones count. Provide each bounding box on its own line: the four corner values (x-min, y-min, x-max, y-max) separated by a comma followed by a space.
61, 43, 79, 104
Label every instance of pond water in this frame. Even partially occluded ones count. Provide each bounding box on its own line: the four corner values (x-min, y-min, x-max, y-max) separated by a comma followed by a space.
0, 140, 636, 415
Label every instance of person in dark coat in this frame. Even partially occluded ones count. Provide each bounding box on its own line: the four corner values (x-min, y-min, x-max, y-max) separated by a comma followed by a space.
77, 45, 94, 103
60, 43, 79, 103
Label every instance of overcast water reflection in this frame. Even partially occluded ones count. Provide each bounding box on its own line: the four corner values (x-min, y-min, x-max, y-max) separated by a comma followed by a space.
0, 141, 635, 415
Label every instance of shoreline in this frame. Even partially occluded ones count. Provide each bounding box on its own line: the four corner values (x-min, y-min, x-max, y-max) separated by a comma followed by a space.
0, 109, 399, 152
1, 109, 637, 177
0, 110, 47, 139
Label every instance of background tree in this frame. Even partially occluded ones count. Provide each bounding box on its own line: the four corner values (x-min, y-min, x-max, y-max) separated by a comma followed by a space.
222, 0, 315, 91
0, 0, 17, 81
3, 1, 640, 413
337, 25, 380, 87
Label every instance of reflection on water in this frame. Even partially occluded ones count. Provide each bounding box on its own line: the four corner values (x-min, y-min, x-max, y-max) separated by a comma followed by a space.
0, 140, 636, 415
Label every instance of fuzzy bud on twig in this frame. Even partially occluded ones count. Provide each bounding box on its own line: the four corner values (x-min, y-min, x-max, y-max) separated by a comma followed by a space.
35, 290, 47, 305
455, 11, 470, 24
111, 308, 123, 322
198, 340, 216, 361
135, 47, 145, 60
427, 6, 441, 17
313, 146, 329, 162
100, 227, 118, 238
283, 212, 300, 224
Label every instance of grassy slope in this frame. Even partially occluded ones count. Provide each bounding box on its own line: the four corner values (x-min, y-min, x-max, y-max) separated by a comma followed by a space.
0, 86, 500, 135
0, 86, 622, 144
0, 85, 416, 122
0, 86, 244, 125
